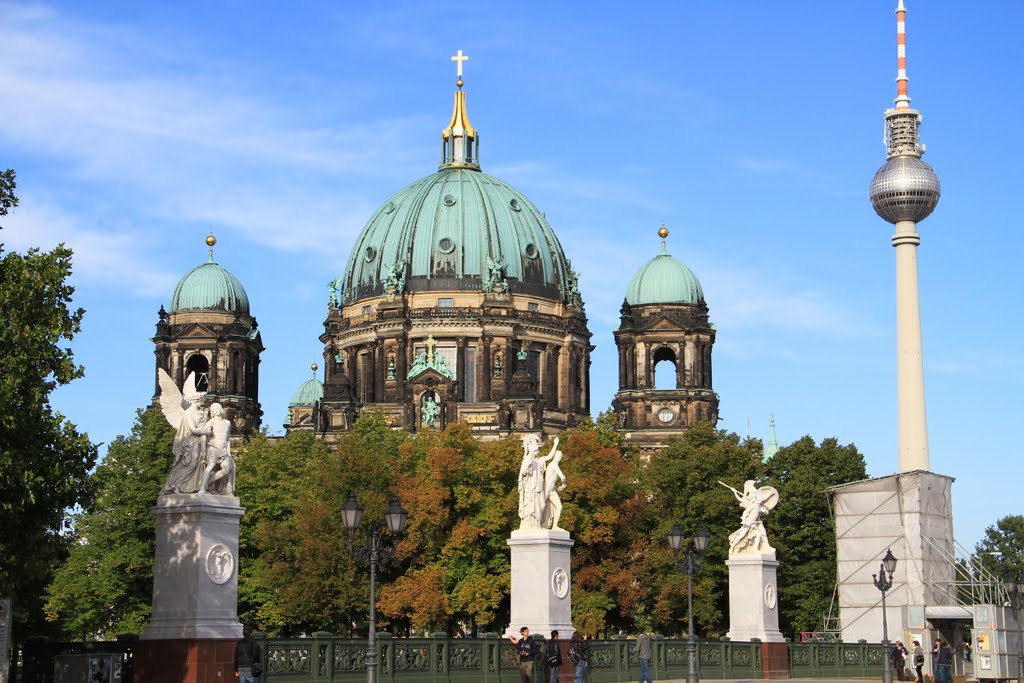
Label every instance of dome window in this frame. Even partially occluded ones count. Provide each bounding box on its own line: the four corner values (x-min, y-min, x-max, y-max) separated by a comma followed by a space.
443, 194, 457, 206
524, 243, 539, 259
364, 246, 377, 262
509, 198, 521, 212
438, 237, 456, 254
384, 201, 396, 214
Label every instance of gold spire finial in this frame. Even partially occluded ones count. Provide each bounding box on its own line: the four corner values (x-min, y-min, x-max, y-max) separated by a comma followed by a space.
658, 223, 669, 254
451, 49, 469, 86
311, 362, 319, 376
206, 228, 217, 261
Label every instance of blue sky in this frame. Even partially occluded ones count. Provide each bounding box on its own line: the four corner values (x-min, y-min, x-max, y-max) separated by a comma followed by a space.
2, 1, 1020, 552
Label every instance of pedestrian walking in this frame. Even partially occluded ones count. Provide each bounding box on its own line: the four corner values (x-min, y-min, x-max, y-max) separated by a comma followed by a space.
892, 641, 908, 681
569, 632, 590, 683
510, 626, 538, 683
912, 640, 924, 683
546, 631, 562, 683
234, 625, 262, 682
936, 640, 953, 683
635, 631, 652, 683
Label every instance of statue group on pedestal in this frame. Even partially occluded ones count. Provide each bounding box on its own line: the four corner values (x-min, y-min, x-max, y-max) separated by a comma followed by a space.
158, 369, 236, 496
517, 434, 567, 531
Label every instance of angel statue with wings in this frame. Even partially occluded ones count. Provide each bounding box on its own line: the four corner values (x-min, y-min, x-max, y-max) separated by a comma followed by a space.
158, 368, 217, 495
719, 479, 780, 556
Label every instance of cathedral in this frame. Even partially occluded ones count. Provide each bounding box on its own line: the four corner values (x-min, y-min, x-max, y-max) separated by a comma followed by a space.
152, 58, 719, 447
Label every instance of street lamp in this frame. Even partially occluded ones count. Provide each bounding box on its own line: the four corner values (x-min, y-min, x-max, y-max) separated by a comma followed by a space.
669, 523, 710, 683
873, 549, 898, 683
1003, 569, 1024, 683
341, 493, 408, 683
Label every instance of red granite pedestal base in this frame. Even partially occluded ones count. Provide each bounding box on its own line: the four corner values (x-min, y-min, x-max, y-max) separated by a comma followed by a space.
762, 642, 790, 679
134, 638, 238, 683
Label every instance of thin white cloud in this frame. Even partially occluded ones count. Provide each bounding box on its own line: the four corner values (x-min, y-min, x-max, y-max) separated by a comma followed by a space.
3, 197, 178, 297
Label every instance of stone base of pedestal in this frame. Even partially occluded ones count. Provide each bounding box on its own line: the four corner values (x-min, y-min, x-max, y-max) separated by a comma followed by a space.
133, 638, 238, 683
762, 642, 791, 679
141, 493, 244, 640
506, 528, 575, 638
726, 552, 785, 643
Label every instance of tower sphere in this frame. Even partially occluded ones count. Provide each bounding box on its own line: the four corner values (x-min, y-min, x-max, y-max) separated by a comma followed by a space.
869, 155, 941, 224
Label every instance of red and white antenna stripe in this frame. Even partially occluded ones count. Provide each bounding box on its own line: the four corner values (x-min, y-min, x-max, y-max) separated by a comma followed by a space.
895, 0, 911, 108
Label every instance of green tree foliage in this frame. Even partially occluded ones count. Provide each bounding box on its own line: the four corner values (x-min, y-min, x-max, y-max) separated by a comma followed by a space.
0, 168, 18, 227
974, 515, 1024, 577
44, 408, 174, 638
643, 420, 764, 637
0, 175, 98, 641
762, 435, 866, 637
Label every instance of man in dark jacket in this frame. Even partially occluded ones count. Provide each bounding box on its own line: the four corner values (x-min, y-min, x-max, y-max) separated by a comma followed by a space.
235, 625, 261, 682
509, 626, 537, 683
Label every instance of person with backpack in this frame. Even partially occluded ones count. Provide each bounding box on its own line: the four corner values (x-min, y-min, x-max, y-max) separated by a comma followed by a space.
569, 632, 590, 683
234, 625, 262, 682
546, 630, 562, 683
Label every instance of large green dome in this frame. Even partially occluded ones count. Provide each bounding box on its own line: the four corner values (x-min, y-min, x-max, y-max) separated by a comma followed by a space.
342, 167, 572, 304
289, 377, 324, 407
170, 259, 250, 314
625, 252, 704, 306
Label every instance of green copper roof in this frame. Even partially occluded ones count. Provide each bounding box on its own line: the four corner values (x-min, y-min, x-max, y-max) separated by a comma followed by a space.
170, 259, 250, 314
625, 252, 704, 305
289, 378, 324, 407
342, 167, 573, 303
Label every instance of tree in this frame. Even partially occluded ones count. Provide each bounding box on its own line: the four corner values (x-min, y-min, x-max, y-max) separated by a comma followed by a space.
235, 428, 333, 633
643, 420, 765, 636
0, 169, 17, 227
44, 408, 174, 638
0, 171, 98, 642
974, 515, 1024, 578
763, 435, 866, 637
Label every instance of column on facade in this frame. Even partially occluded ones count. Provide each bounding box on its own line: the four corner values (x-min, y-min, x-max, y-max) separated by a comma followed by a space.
480, 335, 492, 401
456, 338, 466, 402
397, 335, 408, 401
175, 349, 185, 386
210, 347, 219, 393
583, 347, 591, 414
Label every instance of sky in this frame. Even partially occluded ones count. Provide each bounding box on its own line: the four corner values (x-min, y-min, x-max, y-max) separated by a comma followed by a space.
2, 1, 1021, 556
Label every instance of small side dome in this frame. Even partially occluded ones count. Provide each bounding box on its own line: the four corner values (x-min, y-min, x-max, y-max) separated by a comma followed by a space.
626, 253, 704, 306
170, 261, 251, 314
289, 377, 324, 407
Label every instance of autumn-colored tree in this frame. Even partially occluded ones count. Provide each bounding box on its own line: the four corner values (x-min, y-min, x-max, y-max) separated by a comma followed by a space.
557, 413, 647, 636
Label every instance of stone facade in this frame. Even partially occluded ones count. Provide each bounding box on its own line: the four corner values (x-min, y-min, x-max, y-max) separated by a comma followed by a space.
152, 306, 263, 436
317, 288, 592, 440
613, 299, 718, 449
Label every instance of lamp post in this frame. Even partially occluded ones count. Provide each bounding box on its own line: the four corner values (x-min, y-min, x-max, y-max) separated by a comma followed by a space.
669, 523, 710, 683
341, 493, 408, 683
873, 549, 898, 683
1004, 570, 1024, 683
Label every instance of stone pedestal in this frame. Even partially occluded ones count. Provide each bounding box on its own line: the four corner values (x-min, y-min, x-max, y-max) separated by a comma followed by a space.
141, 493, 244, 640
726, 552, 785, 643
506, 529, 575, 638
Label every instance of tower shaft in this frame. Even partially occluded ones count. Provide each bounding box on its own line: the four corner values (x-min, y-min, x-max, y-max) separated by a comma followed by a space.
892, 220, 928, 471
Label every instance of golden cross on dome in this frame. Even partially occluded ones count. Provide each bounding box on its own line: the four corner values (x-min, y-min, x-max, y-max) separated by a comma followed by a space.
451, 50, 469, 80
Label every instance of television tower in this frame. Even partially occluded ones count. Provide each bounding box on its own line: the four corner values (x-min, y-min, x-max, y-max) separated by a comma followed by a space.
869, 0, 941, 473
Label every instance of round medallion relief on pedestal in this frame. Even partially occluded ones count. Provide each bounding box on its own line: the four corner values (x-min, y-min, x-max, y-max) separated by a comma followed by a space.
206, 544, 235, 585
551, 568, 569, 599
764, 583, 777, 610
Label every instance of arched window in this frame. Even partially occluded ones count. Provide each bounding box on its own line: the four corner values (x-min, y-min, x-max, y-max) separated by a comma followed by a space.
652, 346, 678, 390
186, 353, 210, 392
